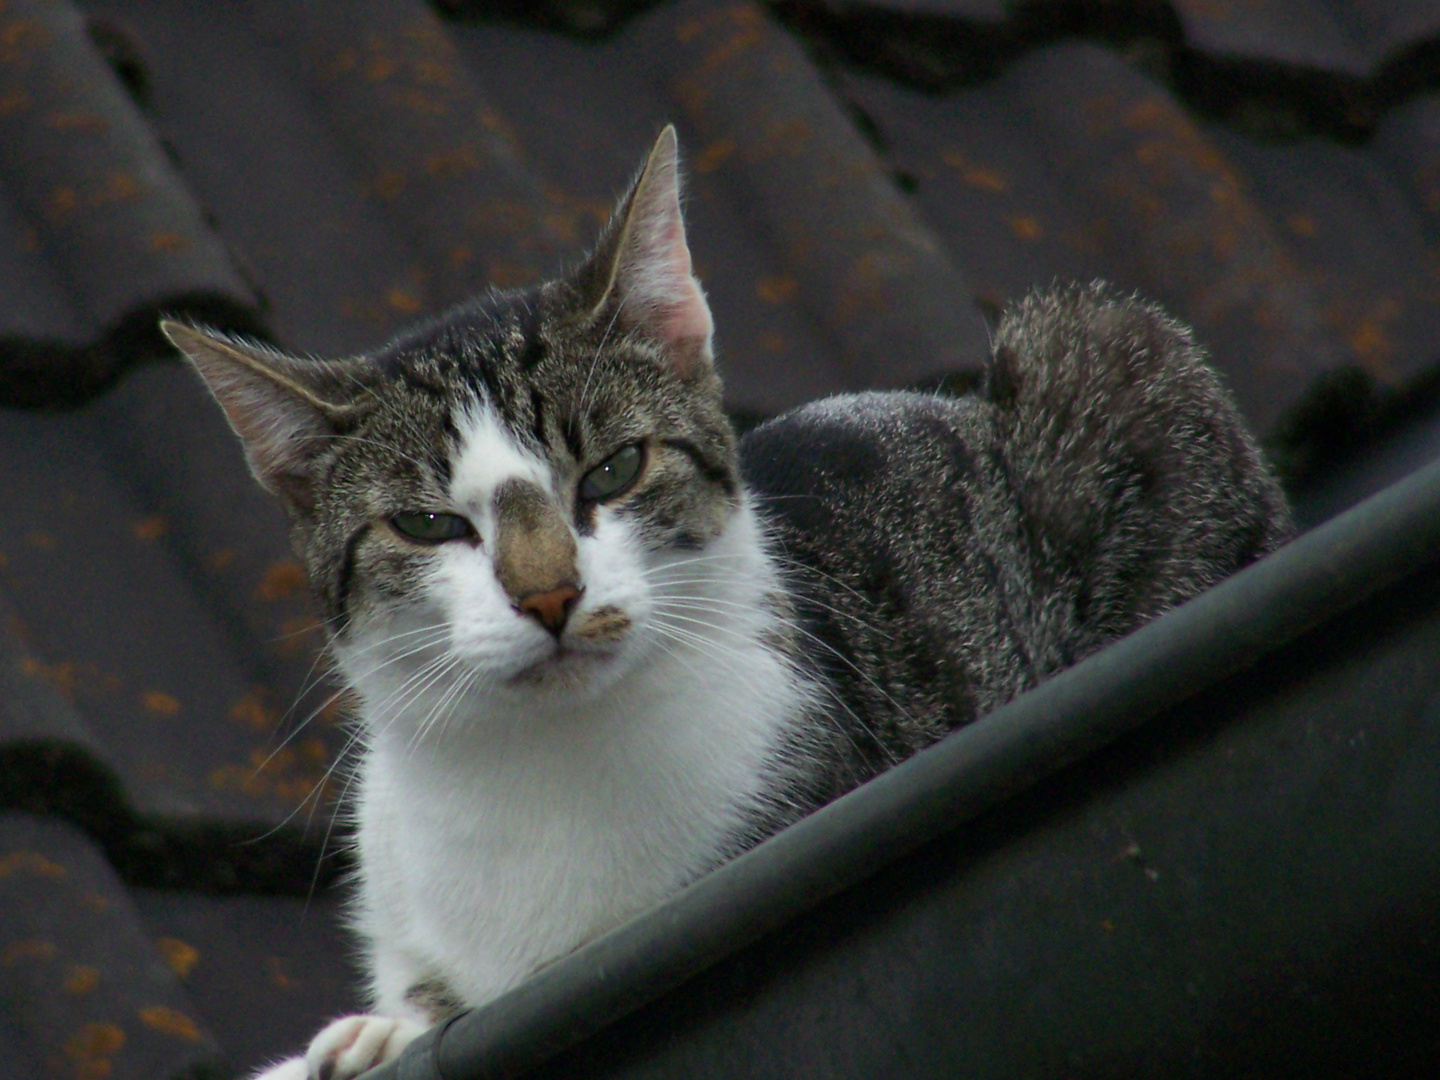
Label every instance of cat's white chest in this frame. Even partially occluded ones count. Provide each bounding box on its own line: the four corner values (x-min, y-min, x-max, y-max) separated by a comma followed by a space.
351, 617, 805, 1011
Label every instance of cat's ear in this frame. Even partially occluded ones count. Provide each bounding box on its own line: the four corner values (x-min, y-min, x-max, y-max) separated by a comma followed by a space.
161, 321, 361, 508
578, 125, 715, 379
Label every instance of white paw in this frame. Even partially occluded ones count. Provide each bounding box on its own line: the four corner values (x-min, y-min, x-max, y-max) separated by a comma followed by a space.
304, 1014, 425, 1080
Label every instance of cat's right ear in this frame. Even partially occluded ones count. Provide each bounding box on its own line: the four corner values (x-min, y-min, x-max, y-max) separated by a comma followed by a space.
161, 321, 359, 508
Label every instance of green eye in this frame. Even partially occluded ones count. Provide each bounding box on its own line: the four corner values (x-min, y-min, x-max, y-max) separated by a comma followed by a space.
580, 444, 644, 503
391, 511, 474, 544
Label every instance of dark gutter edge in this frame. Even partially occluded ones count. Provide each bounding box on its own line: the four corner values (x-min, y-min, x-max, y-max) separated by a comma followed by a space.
373, 453, 1440, 1080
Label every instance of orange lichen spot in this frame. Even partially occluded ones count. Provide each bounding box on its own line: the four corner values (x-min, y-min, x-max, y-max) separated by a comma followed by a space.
1134, 140, 1165, 168
251, 745, 293, 771
386, 288, 423, 314
754, 275, 799, 305
475, 104, 522, 145
1124, 99, 1168, 130
0, 91, 32, 116
206, 548, 236, 571
275, 616, 325, 659
64, 1022, 125, 1071
133, 515, 167, 541
0, 851, 68, 879
695, 4, 764, 76
258, 561, 306, 601
693, 138, 736, 174
1008, 216, 1043, 242
229, 689, 279, 732
940, 150, 1007, 192
141, 691, 181, 717
1347, 319, 1395, 370
157, 937, 200, 979
372, 169, 407, 200
97, 172, 141, 203
414, 58, 457, 88
20, 656, 76, 699
0, 15, 50, 53
300, 737, 330, 767
365, 53, 397, 82
64, 964, 101, 995
265, 955, 295, 990
1286, 213, 1317, 238
319, 692, 357, 726
208, 763, 260, 796
485, 262, 534, 290
139, 1005, 202, 1042
47, 110, 108, 133
2, 938, 57, 964
26, 529, 55, 549
426, 147, 478, 177
148, 231, 187, 253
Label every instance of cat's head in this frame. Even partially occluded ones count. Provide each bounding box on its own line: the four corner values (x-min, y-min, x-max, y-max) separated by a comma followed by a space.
165, 128, 744, 720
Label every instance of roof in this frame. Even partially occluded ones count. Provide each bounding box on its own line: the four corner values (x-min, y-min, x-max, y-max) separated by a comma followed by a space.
2, 0, 1439, 1075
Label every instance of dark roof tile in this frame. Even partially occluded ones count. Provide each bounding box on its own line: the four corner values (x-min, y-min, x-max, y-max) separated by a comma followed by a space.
0, 0, 261, 405
0, 386, 340, 865
632, 0, 991, 388
130, 886, 360, 1077
443, 10, 854, 411
1170, 0, 1440, 78
1205, 122, 1440, 391
836, 42, 1438, 432
0, 812, 225, 1080
1374, 92, 1440, 247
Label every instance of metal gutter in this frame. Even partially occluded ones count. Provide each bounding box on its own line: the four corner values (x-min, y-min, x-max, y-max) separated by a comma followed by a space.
371, 452, 1440, 1080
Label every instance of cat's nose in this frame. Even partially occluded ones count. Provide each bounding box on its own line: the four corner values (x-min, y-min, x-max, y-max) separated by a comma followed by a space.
517, 584, 583, 637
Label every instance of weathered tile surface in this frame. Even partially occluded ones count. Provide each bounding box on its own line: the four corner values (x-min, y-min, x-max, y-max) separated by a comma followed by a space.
0, 813, 225, 1080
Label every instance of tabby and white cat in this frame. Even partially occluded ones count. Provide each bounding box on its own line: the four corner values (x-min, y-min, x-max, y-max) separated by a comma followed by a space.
164, 127, 1291, 1080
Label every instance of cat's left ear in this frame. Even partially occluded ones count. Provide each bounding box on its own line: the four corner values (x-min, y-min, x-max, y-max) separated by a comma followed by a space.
578, 125, 715, 379
161, 321, 364, 510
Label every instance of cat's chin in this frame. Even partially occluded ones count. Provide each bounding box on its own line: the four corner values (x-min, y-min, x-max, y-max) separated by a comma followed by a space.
505, 643, 622, 695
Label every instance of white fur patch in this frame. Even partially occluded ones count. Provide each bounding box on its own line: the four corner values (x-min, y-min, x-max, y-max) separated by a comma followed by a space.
326, 398, 813, 1020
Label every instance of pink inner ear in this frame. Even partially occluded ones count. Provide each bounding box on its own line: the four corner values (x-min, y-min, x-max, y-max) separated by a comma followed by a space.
628, 204, 714, 359
659, 273, 714, 347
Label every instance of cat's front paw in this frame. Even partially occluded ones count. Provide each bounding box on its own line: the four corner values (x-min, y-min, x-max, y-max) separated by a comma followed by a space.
304, 1014, 426, 1080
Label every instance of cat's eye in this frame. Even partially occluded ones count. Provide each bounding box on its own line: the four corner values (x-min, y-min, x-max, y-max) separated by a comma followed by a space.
390, 511, 474, 544
579, 443, 644, 503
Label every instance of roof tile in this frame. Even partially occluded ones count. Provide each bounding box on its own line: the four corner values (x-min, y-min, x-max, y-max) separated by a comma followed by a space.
839, 43, 1396, 432
0, 812, 225, 1080
0, 0, 261, 404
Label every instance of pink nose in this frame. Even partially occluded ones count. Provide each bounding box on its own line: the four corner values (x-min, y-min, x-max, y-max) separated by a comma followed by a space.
517, 584, 582, 637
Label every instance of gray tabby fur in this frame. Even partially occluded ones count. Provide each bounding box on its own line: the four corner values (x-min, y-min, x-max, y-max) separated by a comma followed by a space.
742, 284, 1293, 831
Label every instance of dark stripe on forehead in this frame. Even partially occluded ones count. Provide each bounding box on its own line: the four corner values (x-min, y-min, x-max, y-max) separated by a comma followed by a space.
518, 301, 547, 370
661, 437, 737, 495
459, 349, 507, 416
519, 328, 546, 370
529, 388, 548, 452
561, 413, 585, 464
431, 413, 458, 486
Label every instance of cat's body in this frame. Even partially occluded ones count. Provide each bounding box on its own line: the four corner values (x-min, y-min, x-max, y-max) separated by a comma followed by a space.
165, 128, 1291, 1080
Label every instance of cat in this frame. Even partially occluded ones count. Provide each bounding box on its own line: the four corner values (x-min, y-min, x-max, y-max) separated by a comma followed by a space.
163, 126, 1292, 1080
